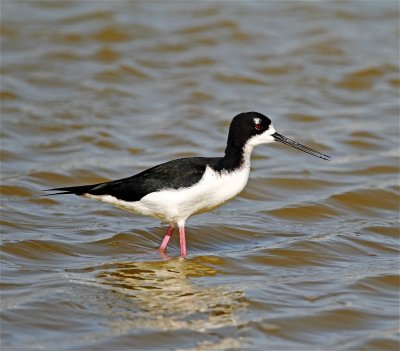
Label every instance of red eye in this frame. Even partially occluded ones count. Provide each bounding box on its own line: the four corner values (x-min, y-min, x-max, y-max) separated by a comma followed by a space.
255, 124, 261, 130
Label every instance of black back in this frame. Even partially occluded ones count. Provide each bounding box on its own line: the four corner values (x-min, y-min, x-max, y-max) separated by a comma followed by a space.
86, 157, 222, 201
48, 157, 222, 201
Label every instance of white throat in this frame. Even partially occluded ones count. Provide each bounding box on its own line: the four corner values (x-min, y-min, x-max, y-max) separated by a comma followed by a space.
241, 125, 276, 167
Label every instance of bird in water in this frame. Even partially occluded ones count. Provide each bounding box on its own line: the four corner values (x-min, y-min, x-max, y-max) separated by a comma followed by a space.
46, 112, 330, 256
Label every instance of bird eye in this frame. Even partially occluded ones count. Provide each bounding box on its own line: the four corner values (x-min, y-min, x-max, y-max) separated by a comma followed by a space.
255, 124, 261, 130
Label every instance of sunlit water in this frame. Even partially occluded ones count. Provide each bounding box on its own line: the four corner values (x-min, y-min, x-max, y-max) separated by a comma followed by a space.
1, 1, 399, 350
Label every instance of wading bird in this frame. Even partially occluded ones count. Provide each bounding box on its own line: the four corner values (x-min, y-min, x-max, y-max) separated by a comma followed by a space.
46, 112, 330, 256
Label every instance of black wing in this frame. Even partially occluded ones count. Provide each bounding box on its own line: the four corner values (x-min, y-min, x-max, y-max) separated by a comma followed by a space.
45, 157, 221, 202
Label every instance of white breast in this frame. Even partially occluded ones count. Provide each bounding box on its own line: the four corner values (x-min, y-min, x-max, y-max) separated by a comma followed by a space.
85, 165, 250, 224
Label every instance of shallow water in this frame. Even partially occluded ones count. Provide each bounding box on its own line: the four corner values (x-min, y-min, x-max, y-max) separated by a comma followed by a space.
1, 1, 399, 350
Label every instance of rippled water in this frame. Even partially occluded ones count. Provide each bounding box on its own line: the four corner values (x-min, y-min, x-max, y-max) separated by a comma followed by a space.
1, 1, 399, 350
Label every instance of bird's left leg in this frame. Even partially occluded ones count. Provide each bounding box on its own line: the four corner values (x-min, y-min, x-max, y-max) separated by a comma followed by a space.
159, 224, 175, 254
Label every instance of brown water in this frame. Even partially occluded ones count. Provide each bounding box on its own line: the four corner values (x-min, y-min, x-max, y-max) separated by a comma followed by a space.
1, 1, 399, 350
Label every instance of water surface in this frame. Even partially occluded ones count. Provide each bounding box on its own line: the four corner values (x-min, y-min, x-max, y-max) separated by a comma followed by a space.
1, 1, 399, 350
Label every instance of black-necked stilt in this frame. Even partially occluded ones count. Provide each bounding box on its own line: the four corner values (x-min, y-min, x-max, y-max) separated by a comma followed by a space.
46, 112, 330, 256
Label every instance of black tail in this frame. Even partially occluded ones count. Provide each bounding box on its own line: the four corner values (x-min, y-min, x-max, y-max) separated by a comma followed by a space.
43, 183, 100, 196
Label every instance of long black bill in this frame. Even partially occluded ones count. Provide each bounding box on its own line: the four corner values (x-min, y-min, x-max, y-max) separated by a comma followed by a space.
272, 133, 331, 161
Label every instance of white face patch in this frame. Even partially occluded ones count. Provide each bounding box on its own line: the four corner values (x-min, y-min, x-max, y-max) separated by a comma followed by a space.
253, 117, 261, 125
249, 124, 276, 145
242, 124, 276, 164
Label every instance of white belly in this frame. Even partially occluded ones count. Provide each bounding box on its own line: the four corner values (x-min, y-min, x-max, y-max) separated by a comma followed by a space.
85, 166, 250, 224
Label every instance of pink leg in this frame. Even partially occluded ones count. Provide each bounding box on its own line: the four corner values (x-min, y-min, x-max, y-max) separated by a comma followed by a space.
179, 226, 187, 257
159, 225, 175, 254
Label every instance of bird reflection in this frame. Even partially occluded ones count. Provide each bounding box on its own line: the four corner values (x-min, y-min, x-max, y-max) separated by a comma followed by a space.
94, 257, 247, 332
